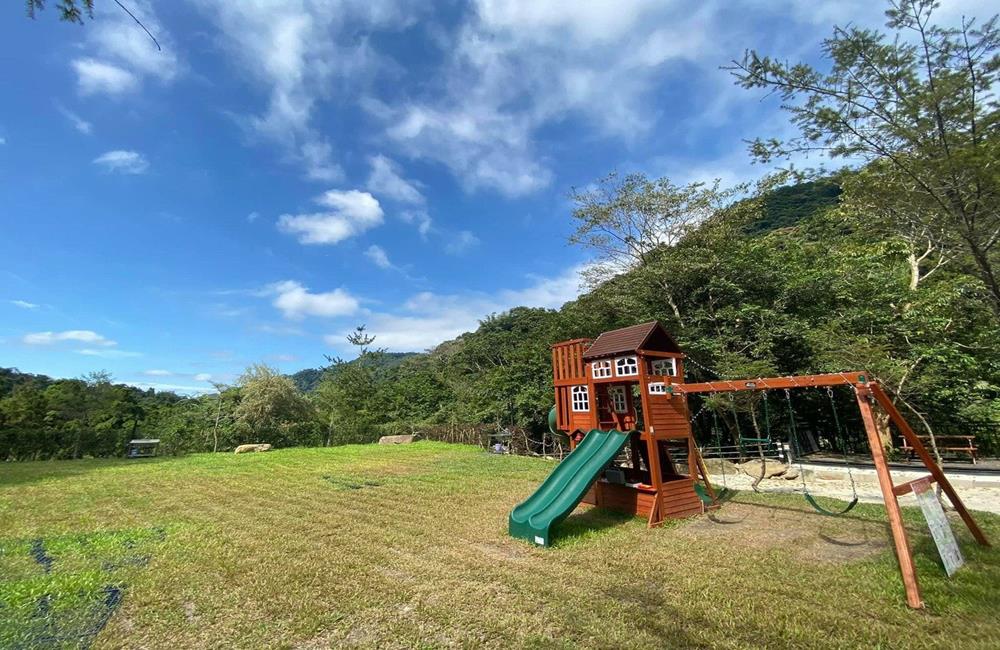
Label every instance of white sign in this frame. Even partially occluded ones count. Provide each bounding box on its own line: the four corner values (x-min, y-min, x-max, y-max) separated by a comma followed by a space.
912, 478, 964, 577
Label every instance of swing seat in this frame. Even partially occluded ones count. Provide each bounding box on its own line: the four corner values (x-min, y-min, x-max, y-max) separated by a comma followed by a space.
803, 492, 859, 516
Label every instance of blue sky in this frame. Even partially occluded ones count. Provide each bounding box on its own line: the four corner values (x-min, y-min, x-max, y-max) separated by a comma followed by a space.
0, 0, 988, 393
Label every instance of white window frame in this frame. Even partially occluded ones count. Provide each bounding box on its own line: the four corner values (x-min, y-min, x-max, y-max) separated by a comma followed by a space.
650, 357, 677, 377
614, 356, 639, 377
591, 360, 612, 379
609, 385, 628, 413
648, 382, 668, 395
571, 385, 590, 412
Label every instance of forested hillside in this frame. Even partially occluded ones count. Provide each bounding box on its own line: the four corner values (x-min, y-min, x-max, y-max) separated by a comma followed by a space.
4, 176, 998, 460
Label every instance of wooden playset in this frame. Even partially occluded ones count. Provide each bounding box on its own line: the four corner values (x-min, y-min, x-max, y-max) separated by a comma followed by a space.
509, 321, 990, 609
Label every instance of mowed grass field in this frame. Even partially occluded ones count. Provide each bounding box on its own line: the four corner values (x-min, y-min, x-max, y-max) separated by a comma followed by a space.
2, 442, 999, 649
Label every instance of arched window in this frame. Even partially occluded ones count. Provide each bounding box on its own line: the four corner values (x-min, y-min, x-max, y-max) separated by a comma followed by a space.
614, 356, 638, 376
650, 358, 677, 377
571, 385, 590, 412
591, 360, 612, 379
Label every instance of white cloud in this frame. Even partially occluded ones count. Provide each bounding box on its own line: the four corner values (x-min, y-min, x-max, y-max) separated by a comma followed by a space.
9, 300, 39, 310
127, 381, 212, 395
194, 373, 213, 382
93, 150, 149, 175
72, 59, 139, 96
24, 330, 116, 346
326, 264, 587, 352
190, 1, 419, 181
57, 106, 93, 135
265, 280, 360, 320
365, 244, 393, 269
247, 211, 260, 223
71, 2, 178, 97
444, 230, 480, 255
371, 0, 723, 196
400, 210, 433, 238
142, 369, 173, 376
366, 155, 425, 204
77, 348, 142, 358
278, 189, 383, 245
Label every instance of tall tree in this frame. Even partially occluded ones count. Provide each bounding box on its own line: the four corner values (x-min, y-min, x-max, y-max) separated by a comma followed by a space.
729, 0, 1000, 316
313, 326, 387, 445
569, 173, 742, 324
233, 364, 316, 446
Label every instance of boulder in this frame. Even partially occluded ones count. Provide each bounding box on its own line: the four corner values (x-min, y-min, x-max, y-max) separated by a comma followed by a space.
234, 443, 272, 454
739, 459, 788, 480
701, 458, 740, 477
782, 466, 801, 480
378, 434, 415, 445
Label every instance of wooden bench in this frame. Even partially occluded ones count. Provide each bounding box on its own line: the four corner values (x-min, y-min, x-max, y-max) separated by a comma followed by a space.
901, 435, 978, 464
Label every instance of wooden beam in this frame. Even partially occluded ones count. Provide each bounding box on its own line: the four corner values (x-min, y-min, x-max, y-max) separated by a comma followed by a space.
636, 349, 684, 358
892, 475, 936, 497
869, 383, 990, 547
671, 372, 870, 394
856, 387, 924, 609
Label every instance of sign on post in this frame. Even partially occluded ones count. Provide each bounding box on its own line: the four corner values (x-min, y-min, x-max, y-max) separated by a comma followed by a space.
912, 477, 964, 577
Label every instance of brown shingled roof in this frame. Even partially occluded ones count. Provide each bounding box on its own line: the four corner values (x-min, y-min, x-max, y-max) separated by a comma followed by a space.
582, 321, 681, 360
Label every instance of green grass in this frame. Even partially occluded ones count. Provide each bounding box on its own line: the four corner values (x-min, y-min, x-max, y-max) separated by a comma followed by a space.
1, 442, 999, 649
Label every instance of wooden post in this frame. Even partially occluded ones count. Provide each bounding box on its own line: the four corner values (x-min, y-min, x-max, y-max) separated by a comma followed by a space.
869, 383, 990, 547
856, 386, 924, 609
637, 353, 664, 527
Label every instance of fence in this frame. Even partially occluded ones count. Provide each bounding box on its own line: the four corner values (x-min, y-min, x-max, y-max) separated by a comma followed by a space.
408, 423, 569, 459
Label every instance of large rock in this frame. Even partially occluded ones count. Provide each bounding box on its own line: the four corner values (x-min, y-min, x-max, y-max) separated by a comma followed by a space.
378, 434, 415, 445
234, 443, 272, 454
739, 459, 788, 480
701, 458, 740, 477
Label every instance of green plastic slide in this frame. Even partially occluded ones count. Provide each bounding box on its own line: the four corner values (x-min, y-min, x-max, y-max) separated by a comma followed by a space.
509, 429, 629, 547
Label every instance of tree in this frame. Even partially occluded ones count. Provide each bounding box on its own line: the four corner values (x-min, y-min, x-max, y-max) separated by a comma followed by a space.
26, 0, 94, 23
729, 0, 1000, 316
569, 173, 742, 323
232, 364, 316, 447
313, 326, 387, 445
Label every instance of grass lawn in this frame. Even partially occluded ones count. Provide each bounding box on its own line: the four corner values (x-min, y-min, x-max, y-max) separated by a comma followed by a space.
2, 442, 999, 649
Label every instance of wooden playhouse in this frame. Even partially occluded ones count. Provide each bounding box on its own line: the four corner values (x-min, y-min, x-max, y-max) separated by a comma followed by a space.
551, 321, 712, 526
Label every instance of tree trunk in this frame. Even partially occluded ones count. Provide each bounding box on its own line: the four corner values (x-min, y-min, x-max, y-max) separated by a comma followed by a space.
907, 251, 920, 291
875, 411, 893, 450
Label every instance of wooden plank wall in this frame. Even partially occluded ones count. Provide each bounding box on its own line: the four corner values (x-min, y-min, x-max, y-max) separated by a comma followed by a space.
660, 478, 703, 518
583, 483, 657, 517
647, 394, 691, 438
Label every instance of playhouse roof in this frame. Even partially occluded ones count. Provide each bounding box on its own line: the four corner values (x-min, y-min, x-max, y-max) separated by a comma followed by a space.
582, 321, 681, 360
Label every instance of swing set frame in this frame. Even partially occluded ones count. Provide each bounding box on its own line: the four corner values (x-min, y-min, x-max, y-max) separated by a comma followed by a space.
670, 371, 990, 609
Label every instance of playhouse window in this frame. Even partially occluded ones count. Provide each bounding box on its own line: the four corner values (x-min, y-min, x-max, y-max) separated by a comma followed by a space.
591, 360, 612, 379
609, 386, 628, 413
571, 385, 590, 412
648, 382, 668, 395
650, 358, 677, 377
614, 356, 638, 377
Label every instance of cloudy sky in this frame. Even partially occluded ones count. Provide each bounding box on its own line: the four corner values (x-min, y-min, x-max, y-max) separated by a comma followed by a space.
0, 0, 989, 393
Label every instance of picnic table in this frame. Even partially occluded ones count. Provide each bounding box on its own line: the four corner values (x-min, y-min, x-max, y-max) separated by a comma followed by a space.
901, 434, 978, 464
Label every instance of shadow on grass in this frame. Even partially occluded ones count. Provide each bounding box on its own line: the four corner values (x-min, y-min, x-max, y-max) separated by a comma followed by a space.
550, 508, 638, 547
